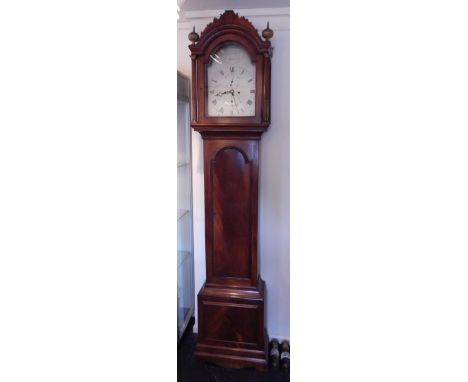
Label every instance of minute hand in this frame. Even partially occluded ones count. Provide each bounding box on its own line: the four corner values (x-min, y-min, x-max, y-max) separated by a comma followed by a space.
231, 92, 239, 113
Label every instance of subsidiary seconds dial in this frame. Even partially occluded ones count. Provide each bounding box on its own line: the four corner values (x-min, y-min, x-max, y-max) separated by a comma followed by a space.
206, 43, 256, 117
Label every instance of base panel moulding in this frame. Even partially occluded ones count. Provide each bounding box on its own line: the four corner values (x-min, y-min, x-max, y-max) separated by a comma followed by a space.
194, 278, 269, 371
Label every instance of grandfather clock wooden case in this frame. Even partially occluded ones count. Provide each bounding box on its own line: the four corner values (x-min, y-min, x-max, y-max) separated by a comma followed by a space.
188, 11, 273, 370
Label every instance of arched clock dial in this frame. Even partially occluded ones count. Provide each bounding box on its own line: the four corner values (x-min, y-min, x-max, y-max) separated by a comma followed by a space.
206, 43, 256, 117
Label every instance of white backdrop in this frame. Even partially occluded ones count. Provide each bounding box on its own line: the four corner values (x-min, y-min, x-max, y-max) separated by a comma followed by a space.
177, 7, 290, 340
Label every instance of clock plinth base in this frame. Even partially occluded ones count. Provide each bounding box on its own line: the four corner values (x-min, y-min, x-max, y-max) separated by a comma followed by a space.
194, 278, 269, 371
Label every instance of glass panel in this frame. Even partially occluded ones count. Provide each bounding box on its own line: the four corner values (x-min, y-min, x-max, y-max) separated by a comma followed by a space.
176, 74, 194, 339
177, 249, 193, 333
177, 164, 191, 214
177, 101, 190, 165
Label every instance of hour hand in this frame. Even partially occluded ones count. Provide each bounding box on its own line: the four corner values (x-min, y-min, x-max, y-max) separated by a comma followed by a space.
215, 90, 230, 96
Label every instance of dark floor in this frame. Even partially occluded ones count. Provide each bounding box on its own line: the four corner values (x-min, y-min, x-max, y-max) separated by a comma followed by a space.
178, 319, 290, 382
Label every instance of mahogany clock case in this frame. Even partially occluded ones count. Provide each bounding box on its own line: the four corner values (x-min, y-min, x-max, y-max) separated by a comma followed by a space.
188, 10, 273, 371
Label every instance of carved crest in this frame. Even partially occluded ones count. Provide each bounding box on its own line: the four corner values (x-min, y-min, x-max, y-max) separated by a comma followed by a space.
189, 10, 271, 55
200, 10, 258, 39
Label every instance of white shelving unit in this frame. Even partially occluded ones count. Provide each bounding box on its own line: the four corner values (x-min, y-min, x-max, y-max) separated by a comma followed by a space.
177, 72, 194, 340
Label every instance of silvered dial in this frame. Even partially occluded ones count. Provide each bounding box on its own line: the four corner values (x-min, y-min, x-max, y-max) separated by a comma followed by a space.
206, 43, 256, 117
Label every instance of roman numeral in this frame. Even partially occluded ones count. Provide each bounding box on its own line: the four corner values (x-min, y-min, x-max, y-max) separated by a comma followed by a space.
248, 78, 253, 82
230, 66, 234, 73
250, 89, 255, 93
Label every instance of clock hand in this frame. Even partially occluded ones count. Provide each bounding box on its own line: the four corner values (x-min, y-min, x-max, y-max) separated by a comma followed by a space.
215, 90, 231, 96
231, 92, 239, 114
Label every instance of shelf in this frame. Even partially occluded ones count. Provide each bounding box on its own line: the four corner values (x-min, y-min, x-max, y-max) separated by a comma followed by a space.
178, 209, 190, 220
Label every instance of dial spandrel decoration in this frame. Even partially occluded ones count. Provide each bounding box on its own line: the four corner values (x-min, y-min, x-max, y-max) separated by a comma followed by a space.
206, 43, 256, 117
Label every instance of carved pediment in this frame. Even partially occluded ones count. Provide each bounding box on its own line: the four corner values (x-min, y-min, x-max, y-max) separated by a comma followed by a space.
189, 10, 271, 55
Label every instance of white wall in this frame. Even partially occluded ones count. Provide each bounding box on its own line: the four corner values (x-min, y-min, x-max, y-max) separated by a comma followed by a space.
177, 7, 290, 341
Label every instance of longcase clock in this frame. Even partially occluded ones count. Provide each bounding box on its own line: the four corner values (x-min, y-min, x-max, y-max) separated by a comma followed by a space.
188, 10, 273, 370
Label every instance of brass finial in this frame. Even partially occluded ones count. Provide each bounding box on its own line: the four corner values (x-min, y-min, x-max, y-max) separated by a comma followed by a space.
262, 21, 273, 40
188, 26, 199, 43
